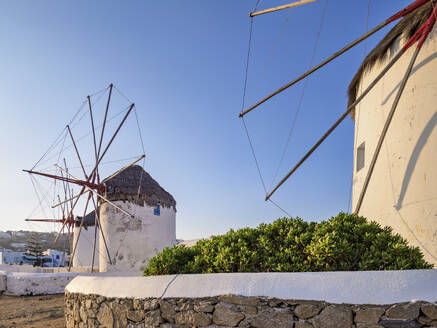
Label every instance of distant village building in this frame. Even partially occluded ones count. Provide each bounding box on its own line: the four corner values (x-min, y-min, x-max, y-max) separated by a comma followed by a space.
43, 249, 68, 267
350, 4, 437, 265
99, 165, 176, 272
0, 231, 11, 238
0, 251, 26, 265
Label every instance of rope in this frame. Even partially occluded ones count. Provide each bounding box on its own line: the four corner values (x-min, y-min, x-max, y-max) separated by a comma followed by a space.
70, 90, 107, 130
32, 94, 91, 170
39, 156, 142, 172
240, 2, 268, 195
240, 1, 297, 218
29, 175, 49, 219
268, 198, 292, 217
269, 0, 329, 191
33, 89, 113, 170
34, 104, 131, 170
242, 118, 267, 194
32, 175, 58, 219
252, 8, 294, 93
32, 128, 67, 170
113, 85, 133, 104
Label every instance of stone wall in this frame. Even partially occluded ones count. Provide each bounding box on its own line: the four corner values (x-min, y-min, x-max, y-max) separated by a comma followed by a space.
65, 292, 437, 328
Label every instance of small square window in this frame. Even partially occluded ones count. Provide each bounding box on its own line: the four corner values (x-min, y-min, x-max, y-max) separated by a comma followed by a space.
154, 204, 160, 216
357, 142, 365, 172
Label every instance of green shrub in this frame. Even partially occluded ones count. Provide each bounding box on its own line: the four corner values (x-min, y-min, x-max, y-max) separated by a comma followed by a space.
144, 212, 433, 276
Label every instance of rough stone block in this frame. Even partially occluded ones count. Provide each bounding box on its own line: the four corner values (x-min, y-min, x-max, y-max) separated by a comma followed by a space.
418, 315, 437, 326
111, 302, 128, 327
80, 306, 88, 322
354, 307, 385, 323
127, 310, 145, 322
194, 302, 215, 313
310, 305, 353, 328
144, 309, 163, 326
144, 299, 159, 311
97, 302, 114, 328
356, 323, 384, 328
175, 303, 194, 311
379, 319, 422, 328
385, 303, 421, 320
421, 303, 437, 320
251, 308, 294, 328
160, 300, 176, 323
294, 304, 322, 319
213, 303, 245, 327
238, 305, 258, 315
193, 312, 212, 327
218, 295, 260, 307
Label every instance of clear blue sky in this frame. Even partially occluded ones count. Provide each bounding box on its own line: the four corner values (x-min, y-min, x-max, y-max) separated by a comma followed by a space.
0, 0, 412, 239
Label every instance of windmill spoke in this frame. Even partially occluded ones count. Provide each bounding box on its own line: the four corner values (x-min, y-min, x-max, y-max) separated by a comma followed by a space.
101, 154, 145, 183
354, 47, 421, 214
88, 95, 100, 184
265, 49, 405, 201
56, 164, 134, 218
250, 0, 317, 17
94, 103, 135, 176
239, 0, 432, 117
52, 192, 82, 209
97, 84, 113, 159
67, 125, 88, 180
54, 187, 90, 242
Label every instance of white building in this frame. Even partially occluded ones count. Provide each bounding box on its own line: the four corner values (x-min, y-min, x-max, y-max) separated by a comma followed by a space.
99, 165, 177, 272
43, 249, 68, 267
0, 231, 11, 238
350, 4, 437, 265
72, 211, 100, 268
0, 251, 26, 265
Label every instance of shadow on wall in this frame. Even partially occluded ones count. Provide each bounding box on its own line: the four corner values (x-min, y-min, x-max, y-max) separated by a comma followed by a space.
373, 50, 437, 263
395, 110, 437, 210
390, 110, 437, 263
381, 51, 437, 106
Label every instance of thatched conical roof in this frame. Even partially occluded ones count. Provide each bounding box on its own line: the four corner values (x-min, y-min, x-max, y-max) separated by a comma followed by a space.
103, 165, 176, 210
75, 210, 96, 228
348, 2, 434, 118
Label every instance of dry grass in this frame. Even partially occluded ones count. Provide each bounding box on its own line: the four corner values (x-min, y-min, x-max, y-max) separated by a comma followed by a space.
0, 294, 65, 328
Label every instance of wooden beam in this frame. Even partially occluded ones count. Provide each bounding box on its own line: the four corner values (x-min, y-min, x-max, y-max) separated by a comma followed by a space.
264, 49, 405, 201
354, 46, 421, 215
250, 0, 317, 17
101, 154, 145, 183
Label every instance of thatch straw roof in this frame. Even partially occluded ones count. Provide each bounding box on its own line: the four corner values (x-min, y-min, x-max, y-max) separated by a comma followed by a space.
348, 2, 434, 119
75, 210, 96, 228
103, 165, 176, 210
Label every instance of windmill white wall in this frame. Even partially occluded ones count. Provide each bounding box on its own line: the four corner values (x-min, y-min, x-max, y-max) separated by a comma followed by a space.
99, 201, 176, 272
72, 224, 99, 268
352, 27, 437, 265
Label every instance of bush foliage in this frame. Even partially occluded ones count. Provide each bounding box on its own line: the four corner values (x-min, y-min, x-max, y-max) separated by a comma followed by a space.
144, 212, 432, 276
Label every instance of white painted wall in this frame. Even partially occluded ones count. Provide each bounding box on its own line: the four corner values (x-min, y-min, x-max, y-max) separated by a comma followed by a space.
352, 27, 437, 265
66, 270, 437, 304
72, 225, 99, 268
99, 201, 176, 272
5, 272, 78, 295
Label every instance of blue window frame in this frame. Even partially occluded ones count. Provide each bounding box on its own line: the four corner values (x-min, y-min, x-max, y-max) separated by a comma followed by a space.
154, 204, 160, 216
